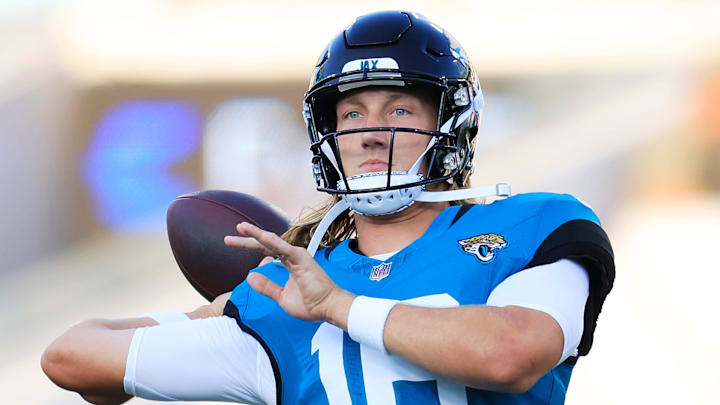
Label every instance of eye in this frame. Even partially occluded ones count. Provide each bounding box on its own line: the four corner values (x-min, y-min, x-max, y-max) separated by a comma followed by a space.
345, 111, 360, 119
392, 108, 409, 117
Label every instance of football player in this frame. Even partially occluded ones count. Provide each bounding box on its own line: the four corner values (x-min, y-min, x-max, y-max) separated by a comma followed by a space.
42, 11, 614, 405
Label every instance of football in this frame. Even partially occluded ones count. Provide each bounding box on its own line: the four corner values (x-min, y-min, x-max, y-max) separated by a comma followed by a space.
166, 190, 291, 301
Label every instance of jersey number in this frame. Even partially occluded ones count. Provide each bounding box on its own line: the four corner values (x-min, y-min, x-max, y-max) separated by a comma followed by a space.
311, 294, 467, 405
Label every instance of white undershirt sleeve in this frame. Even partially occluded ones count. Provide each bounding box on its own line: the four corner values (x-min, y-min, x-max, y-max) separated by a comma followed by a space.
124, 315, 276, 405
486, 258, 589, 365
122, 259, 586, 404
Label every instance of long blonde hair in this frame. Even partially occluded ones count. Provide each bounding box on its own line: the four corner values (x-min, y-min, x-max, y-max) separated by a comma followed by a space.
281, 179, 480, 249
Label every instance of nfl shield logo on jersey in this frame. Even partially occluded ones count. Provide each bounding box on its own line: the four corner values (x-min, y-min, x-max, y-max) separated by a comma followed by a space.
370, 262, 392, 281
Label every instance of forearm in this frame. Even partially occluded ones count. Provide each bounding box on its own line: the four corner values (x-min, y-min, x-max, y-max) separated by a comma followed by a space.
329, 297, 562, 393
385, 304, 560, 392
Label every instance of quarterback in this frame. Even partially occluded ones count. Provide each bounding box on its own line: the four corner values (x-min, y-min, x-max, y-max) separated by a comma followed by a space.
42, 11, 614, 405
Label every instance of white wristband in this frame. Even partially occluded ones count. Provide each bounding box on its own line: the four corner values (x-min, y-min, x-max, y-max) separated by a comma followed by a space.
140, 310, 190, 324
347, 296, 398, 354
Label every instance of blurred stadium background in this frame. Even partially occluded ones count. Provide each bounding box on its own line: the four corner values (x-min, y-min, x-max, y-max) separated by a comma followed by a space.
1, 0, 718, 403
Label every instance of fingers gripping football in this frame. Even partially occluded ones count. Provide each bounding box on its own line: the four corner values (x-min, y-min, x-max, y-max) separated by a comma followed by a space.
224, 227, 281, 258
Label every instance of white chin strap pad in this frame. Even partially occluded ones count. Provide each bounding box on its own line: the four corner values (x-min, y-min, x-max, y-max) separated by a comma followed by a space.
415, 183, 511, 202
338, 172, 424, 216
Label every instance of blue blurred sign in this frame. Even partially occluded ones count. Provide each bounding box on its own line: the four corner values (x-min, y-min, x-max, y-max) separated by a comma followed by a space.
82, 100, 202, 232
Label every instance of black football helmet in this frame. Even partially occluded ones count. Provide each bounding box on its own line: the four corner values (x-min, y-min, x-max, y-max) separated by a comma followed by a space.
303, 10, 484, 196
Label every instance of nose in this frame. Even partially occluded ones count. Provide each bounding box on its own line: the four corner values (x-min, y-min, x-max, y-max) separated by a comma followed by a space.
360, 112, 390, 149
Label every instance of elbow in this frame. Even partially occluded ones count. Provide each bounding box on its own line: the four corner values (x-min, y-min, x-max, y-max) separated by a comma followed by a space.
41, 321, 132, 405
42, 319, 101, 391
41, 342, 62, 382
478, 340, 543, 394
45, 347, 131, 405
41, 338, 74, 390
488, 359, 536, 394
491, 365, 537, 394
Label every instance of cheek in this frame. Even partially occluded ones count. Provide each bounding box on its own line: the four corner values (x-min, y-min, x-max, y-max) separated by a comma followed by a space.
336, 134, 359, 156
393, 134, 431, 163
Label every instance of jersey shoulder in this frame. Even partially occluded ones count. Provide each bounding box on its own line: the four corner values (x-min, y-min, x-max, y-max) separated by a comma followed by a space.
448, 192, 608, 275
452, 192, 601, 238
494, 192, 600, 225
449, 192, 601, 243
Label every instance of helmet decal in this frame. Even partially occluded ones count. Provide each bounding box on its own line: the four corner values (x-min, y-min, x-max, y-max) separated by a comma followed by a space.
341, 57, 399, 73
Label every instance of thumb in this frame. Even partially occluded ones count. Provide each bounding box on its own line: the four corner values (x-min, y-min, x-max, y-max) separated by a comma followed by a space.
247, 272, 283, 302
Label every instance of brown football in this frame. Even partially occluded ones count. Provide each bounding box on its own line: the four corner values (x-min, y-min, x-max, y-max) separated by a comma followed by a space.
166, 190, 290, 301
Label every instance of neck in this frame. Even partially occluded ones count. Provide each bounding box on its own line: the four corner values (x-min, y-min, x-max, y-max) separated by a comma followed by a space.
354, 200, 449, 256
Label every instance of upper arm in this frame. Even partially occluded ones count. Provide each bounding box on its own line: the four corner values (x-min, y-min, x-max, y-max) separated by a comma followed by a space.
524, 218, 615, 358
125, 315, 273, 404
480, 196, 614, 387
488, 259, 590, 366
43, 315, 275, 404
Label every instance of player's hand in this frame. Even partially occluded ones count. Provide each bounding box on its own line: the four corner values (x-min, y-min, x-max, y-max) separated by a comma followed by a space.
208, 291, 232, 316
186, 291, 232, 319
258, 256, 275, 266
225, 222, 354, 326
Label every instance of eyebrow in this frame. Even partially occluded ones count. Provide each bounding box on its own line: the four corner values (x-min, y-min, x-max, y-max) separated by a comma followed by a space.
337, 92, 414, 109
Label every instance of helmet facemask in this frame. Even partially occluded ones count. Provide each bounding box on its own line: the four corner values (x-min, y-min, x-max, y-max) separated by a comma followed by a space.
318, 126, 441, 216
305, 77, 483, 216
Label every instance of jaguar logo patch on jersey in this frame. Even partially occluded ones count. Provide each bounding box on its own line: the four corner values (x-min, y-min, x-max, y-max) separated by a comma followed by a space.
370, 262, 392, 281
458, 233, 508, 262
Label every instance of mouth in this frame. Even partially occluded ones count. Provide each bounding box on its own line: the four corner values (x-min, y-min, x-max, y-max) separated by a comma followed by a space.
359, 159, 390, 173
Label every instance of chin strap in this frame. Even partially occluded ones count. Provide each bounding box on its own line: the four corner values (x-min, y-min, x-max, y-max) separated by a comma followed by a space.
415, 183, 511, 202
305, 183, 511, 257
306, 199, 350, 257
408, 137, 436, 175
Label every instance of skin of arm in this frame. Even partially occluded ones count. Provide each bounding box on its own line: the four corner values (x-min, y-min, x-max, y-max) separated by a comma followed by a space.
228, 222, 564, 394
41, 294, 231, 405
380, 303, 563, 393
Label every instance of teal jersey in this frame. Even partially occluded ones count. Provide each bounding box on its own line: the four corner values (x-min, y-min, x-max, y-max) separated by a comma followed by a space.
225, 192, 614, 405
